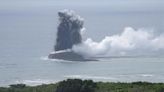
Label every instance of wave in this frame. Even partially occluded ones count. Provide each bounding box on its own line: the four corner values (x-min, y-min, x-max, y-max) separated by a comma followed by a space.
118, 74, 154, 77
139, 74, 153, 77
15, 79, 57, 86
40, 56, 75, 63
64, 75, 117, 80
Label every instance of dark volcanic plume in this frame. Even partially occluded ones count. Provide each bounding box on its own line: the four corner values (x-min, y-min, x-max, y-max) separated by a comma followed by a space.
55, 10, 84, 51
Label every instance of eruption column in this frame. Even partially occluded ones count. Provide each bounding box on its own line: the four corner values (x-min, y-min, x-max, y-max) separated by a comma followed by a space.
55, 10, 84, 51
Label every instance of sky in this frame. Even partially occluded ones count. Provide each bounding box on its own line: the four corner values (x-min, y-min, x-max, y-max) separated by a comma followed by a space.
0, 0, 163, 12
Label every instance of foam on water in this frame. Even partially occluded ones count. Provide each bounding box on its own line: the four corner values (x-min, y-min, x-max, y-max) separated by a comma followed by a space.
40, 56, 74, 63
15, 79, 57, 86
139, 74, 154, 77
64, 75, 117, 80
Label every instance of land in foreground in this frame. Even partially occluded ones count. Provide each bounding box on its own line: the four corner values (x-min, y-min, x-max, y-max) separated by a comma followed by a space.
0, 79, 164, 92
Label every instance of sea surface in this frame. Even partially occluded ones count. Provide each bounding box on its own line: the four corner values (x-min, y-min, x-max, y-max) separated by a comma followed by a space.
0, 56, 164, 87
0, 1, 164, 86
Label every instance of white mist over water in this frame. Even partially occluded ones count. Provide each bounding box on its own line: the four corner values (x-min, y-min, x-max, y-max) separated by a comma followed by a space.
73, 27, 164, 57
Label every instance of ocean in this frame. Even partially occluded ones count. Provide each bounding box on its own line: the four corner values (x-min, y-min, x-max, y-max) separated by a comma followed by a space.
0, 0, 164, 86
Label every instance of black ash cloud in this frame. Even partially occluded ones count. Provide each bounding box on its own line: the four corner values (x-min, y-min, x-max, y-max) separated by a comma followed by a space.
54, 9, 84, 51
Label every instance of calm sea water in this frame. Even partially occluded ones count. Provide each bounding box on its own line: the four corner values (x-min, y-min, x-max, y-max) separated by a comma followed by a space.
0, 56, 164, 86
0, 4, 164, 86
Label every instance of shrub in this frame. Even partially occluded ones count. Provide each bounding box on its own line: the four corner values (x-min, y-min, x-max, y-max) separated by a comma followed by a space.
55, 79, 97, 92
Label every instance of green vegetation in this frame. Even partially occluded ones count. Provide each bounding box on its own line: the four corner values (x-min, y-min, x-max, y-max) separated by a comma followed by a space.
56, 79, 96, 92
96, 81, 164, 92
0, 79, 164, 92
0, 83, 58, 92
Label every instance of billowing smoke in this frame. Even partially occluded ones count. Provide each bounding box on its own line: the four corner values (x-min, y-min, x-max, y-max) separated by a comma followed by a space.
73, 27, 164, 57
53, 9, 164, 58
55, 9, 84, 51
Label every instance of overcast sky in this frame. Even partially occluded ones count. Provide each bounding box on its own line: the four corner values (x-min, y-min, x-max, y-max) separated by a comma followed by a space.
0, 0, 163, 12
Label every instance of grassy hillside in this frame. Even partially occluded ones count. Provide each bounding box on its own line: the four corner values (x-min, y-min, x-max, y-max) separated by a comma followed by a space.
0, 79, 164, 92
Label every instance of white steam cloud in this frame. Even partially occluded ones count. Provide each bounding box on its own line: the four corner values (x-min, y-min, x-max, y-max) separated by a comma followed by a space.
73, 27, 164, 57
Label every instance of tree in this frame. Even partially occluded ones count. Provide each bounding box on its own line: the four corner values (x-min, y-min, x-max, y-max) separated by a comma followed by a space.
55, 79, 96, 92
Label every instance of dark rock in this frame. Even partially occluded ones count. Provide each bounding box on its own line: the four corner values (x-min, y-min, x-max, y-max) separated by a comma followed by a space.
48, 51, 97, 61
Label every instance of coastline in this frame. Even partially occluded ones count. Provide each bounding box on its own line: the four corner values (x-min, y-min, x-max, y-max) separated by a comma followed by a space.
1, 79, 164, 92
